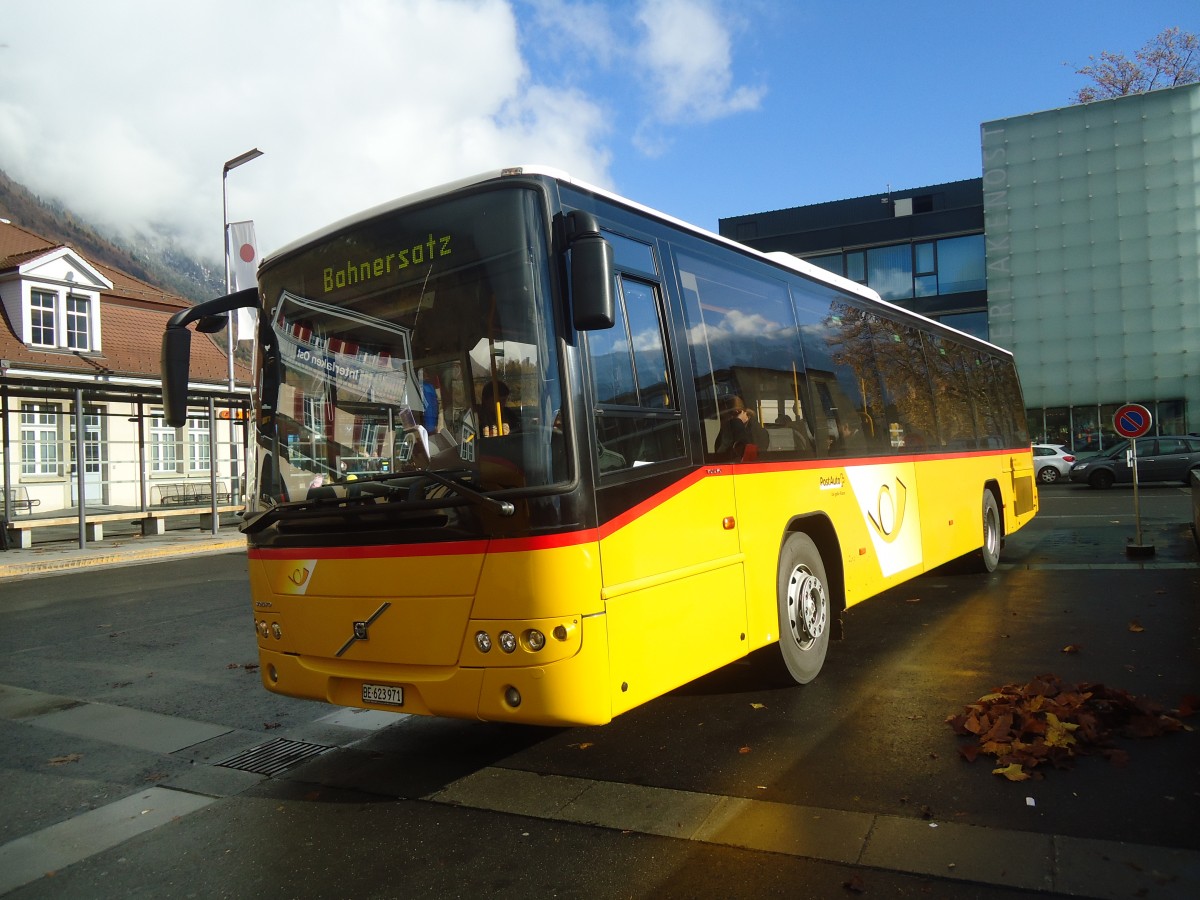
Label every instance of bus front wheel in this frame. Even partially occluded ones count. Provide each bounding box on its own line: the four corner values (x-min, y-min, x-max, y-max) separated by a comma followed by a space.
775, 533, 830, 684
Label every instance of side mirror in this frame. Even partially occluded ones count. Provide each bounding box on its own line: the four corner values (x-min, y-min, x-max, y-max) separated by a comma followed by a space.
158, 287, 259, 428
161, 326, 193, 427
567, 211, 614, 331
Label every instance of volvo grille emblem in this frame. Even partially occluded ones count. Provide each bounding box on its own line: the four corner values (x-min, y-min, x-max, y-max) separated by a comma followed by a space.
335, 602, 391, 657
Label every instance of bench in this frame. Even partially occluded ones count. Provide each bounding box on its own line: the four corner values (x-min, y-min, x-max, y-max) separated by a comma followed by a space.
6, 487, 41, 515
153, 481, 233, 506
2, 504, 243, 550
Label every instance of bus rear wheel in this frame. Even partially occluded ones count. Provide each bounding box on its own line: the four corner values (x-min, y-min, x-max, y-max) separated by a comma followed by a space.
979, 491, 1001, 573
775, 533, 830, 684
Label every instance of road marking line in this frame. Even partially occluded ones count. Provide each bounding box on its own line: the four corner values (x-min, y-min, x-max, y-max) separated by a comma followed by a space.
0, 787, 215, 895
428, 766, 1200, 898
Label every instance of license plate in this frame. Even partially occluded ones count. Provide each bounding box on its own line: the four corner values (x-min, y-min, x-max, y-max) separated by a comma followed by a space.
362, 683, 404, 707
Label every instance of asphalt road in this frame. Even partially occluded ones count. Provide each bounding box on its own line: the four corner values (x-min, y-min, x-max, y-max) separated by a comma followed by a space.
0, 483, 1196, 899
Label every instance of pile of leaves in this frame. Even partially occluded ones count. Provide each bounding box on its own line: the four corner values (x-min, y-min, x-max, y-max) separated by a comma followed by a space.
946, 673, 1189, 781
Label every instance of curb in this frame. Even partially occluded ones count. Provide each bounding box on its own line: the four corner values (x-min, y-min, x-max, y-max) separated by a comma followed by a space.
0, 539, 245, 580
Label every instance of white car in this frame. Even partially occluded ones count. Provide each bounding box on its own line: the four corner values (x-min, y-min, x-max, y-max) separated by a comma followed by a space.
1032, 444, 1076, 484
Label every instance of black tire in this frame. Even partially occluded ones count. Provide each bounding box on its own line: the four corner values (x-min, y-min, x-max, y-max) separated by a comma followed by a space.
1089, 469, 1115, 490
774, 533, 831, 684
1037, 466, 1060, 484
979, 491, 1001, 573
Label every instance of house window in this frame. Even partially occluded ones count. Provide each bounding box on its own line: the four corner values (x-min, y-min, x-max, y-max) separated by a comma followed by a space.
67, 294, 91, 350
20, 403, 62, 476
30, 290, 56, 346
188, 416, 211, 472
150, 412, 180, 473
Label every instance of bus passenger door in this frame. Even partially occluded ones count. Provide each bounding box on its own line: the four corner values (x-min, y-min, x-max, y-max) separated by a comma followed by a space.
586, 263, 746, 716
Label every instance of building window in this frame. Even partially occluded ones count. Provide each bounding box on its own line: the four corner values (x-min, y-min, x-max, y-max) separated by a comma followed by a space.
845, 251, 865, 283
20, 403, 62, 476
866, 244, 913, 301
30, 290, 56, 346
188, 416, 211, 473
914, 242, 937, 297
939, 311, 989, 341
66, 294, 91, 350
804, 234, 985, 301
150, 412, 180, 473
935, 235, 986, 294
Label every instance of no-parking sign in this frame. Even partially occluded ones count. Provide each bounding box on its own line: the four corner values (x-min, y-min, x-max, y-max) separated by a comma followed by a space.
1113, 404, 1152, 439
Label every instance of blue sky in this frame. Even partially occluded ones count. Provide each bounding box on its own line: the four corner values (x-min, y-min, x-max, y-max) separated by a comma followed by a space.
2, 1, 1197, 266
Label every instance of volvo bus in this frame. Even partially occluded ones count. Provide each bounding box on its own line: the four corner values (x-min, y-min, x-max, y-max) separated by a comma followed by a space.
161, 166, 1037, 726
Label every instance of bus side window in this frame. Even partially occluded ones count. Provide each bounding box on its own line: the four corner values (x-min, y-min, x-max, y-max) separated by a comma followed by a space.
585, 274, 684, 471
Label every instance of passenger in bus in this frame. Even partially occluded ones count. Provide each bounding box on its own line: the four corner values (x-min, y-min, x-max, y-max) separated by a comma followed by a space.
775, 413, 816, 455
419, 369, 440, 433
479, 380, 521, 436
715, 396, 769, 461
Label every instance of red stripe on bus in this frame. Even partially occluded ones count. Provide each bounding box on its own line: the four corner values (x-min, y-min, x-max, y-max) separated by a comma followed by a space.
246, 447, 1023, 560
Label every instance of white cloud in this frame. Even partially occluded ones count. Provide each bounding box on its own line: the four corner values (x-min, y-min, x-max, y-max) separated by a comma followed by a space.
636, 0, 765, 123
0, 0, 760, 264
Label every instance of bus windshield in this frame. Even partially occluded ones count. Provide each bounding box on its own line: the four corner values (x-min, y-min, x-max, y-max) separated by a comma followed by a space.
250, 187, 565, 511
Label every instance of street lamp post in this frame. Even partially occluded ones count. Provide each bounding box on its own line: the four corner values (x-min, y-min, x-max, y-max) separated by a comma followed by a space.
221, 148, 263, 507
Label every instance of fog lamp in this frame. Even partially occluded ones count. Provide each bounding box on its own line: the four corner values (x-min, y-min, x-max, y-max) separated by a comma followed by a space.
256, 620, 269, 639
475, 631, 492, 653
271, 622, 282, 640
499, 630, 517, 653
524, 629, 546, 651
504, 685, 522, 707
552, 625, 569, 641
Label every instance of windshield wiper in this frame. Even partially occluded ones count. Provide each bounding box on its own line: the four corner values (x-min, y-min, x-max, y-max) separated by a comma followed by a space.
240, 467, 513, 535
417, 468, 515, 517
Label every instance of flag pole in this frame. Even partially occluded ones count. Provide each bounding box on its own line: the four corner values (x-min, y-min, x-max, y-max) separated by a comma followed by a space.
222, 148, 263, 509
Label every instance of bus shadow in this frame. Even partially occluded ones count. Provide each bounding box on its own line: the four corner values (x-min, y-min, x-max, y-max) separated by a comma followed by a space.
250, 717, 564, 803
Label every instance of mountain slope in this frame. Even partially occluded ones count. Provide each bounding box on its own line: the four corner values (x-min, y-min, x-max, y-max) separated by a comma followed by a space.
0, 169, 223, 303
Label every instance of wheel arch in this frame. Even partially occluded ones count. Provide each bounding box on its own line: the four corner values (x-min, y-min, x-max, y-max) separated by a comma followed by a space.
983, 479, 1006, 540
780, 513, 846, 640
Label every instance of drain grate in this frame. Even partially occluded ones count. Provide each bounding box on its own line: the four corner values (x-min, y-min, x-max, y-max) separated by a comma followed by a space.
217, 737, 332, 776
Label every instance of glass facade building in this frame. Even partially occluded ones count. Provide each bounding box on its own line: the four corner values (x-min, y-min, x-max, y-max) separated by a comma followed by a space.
983, 83, 1200, 448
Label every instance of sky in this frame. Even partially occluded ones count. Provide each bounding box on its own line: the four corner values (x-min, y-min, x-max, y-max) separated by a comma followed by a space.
2, 0, 1197, 273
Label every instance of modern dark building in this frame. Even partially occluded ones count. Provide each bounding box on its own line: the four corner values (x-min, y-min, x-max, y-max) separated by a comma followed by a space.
718, 178, 989, 341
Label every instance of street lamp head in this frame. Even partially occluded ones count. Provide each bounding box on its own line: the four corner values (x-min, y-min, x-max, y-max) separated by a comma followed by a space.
223, 148, 264, 174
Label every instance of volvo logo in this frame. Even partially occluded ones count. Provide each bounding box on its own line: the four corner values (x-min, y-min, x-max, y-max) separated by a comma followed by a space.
335, 602, 392, 657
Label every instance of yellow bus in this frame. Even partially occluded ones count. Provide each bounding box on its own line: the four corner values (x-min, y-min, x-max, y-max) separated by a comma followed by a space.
162, 166, 1037, 726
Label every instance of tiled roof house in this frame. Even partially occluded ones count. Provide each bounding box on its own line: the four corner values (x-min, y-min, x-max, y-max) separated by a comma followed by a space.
0, 219, 239, 387
1, 218, 250, 535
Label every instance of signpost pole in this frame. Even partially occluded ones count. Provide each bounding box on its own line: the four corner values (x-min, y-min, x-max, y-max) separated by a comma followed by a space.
1113, 404, 1154, 558
1130, 437, 1143, 547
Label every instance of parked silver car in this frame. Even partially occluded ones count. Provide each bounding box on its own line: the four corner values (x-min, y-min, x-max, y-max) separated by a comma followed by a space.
1068, 435, 1200, 488
1032, 444, 1076, 484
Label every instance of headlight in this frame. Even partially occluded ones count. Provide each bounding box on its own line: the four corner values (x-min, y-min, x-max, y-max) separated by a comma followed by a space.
524, 629, 546, 652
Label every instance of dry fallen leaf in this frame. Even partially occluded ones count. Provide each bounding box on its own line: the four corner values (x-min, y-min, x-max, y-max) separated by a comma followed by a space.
738, 745, 751, 754
1128, 620, 1145, 633
948, 674, 1184, 780
1061, 644, 1082, 654
750, 702, 766, 710
993, 763, 1031, 782
48, 753, 83, 766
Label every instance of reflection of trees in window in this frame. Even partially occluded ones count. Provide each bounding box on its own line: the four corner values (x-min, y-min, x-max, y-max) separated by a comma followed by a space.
968, 351, 1005, 449
989, 357, 1030, 446
868, 316, 937, 450
820, 302, 886, 452
925, 337, 980, 449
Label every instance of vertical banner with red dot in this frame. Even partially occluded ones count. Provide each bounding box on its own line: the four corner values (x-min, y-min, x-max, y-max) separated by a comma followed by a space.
226, 219, 259, 341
